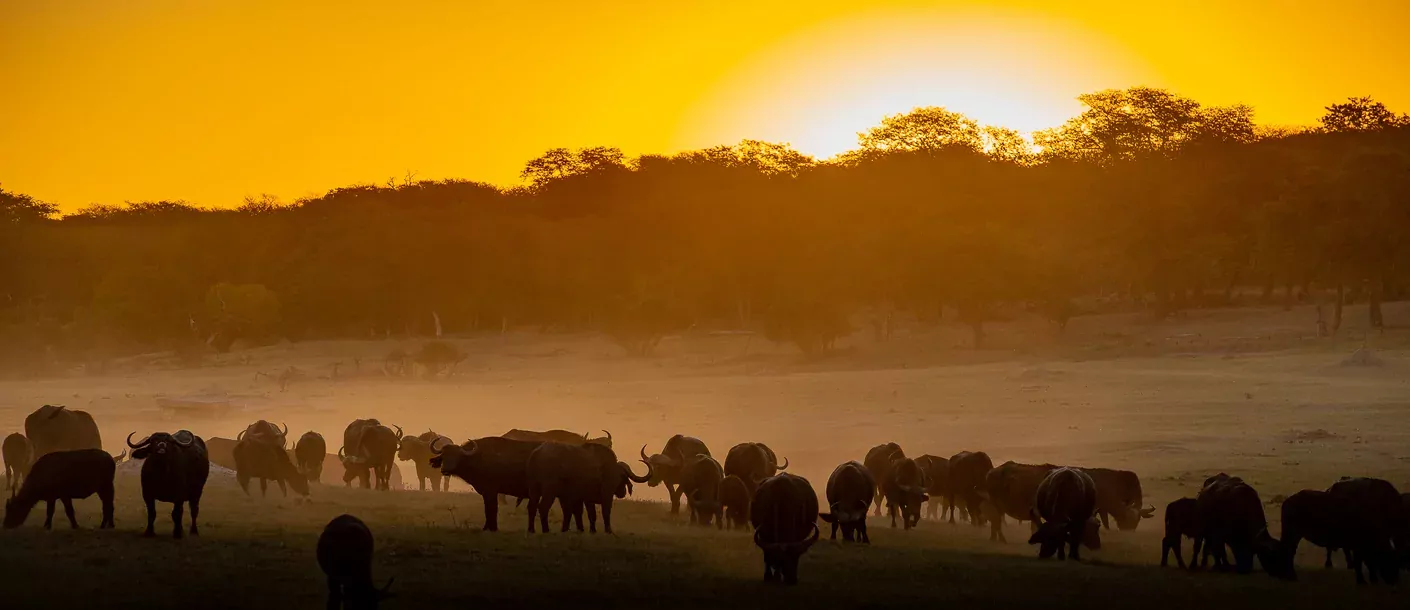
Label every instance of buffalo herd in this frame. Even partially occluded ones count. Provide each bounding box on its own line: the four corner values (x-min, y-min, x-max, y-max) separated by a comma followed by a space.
3, 404, 1410, 597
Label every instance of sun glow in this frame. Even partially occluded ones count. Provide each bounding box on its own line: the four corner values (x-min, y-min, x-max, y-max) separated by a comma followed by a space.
676, 8, 1158, 159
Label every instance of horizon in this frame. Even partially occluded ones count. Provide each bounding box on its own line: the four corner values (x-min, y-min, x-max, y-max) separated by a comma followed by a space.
4, 0, 1410, 210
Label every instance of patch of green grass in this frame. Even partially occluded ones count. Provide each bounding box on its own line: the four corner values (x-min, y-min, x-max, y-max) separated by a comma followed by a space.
1, 473, 1405, 609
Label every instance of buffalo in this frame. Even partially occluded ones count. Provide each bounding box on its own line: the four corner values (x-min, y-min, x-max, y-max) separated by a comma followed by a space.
724, 442, 788, 491
1195, 475, 1280, 575
1028, 467, 1101, 560
294, 431, 327, 483
1080, 467, 1155, 531
3, 449, 117, 530
819, 461, 875, 542
882, 456, 928, 530
1161, 497, 1199, 568
863, 443, 904, 515
24, 405, 102, 460
984, 461, 1057, 542
677, 454, 725, 527
128, 430, 209, 538
641, 435, 711, 514
503, 428, 613, 447
234, 430, 309, 498
318, 514, 395, 609
429, 436, 540, 531
398, 430, 453, 492
4, 433, 31, 496
523, 442, 651, 533
947, 450, 994, 525
720, 475, 753, 530
1279, 478, 1402, 584
752, 473, 821, 585
340, 420, 402, 490
913, 454, 950, 521
240, 420, 288, 447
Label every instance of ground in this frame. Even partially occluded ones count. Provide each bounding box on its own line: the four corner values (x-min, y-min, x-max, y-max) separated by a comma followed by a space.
1, 302, 1408, 608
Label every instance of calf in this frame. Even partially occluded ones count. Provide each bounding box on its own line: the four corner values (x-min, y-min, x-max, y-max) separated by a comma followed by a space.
294, 431, 327, 483
1027, 467, 1101, 560
4, 433, 32, 496
3, 449, 116, 530
719, 475, 752, 530
317, 514, 395, 609
819, 461, 874, 543
752, 473, 821, 585
128, 431, 210, 538
397, 431, 451, 492
1161, 497, 1198, 568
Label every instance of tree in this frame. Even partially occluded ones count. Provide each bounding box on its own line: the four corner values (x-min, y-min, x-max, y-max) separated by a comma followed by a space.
521, 146, 628, 188
1035, 87, 1255, 163
1320, 97, 1410, 132
982, 126, 1036, 165
1, 186, 58, 224
857, 106, 983, 152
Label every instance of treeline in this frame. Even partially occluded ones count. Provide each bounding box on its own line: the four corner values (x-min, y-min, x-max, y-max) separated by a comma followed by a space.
1, 88, 1408, 370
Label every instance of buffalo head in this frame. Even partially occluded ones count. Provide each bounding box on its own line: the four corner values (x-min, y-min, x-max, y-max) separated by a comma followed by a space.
754, 523, 820, 585
640, 444, 678, 487
127, 431, 193, 461
428, 437, 476, 475
820, 500, 869, 542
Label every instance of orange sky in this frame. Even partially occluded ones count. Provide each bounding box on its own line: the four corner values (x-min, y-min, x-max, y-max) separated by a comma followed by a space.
3, 0, 1408, 210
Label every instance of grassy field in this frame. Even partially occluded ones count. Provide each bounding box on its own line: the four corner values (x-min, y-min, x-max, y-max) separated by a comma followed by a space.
2, 303, 1409, 608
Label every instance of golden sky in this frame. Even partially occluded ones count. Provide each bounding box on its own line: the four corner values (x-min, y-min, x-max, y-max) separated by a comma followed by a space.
3, 0, 1408, 209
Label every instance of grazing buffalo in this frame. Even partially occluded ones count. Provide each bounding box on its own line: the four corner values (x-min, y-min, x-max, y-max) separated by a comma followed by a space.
985, 461, 1058, 542
641, 435, 711, 514
4, 433, 31, 495
914, 454, 950, 521
678, 454, 725, 527
752, 473, 821, 585
1195, 475, 1280, 575
1161, 497, 1199, 568
947, 450, 994, 525
720, 475, 753, 530
819, 461, 875, 543
340, 420, 402, 490
398, 430, 453, 492
128, 430, 209, 538
3, 449, 117, 530
882, 457, 928, 530
1080, 467, 1155, 531
503, 428, 613, 447
863, 443, 904, 515
294, 431, 326, 483
724, 442, 789, 490
430, 436, 540, 531
318, 514, 395, 609
1028, 467, 1101, 560
1280, 478, 1402, 584
240, 420, 288, 448
234, 432, 309, 497
24, 405, 103, 460
524, 442, 651, 534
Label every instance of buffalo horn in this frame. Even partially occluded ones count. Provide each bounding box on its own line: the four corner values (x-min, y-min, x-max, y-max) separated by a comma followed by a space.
623, 460, 652, 484
603, 429, 612, 443
126, 432, 152, 449
776, 456, 789, 471
236, 429, 245, 442
393, 424, 403, 438
428, 437, 448, 454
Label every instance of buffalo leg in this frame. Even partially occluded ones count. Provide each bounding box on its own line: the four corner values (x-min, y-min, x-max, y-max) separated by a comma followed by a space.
189, 492, 201, 536
43, 499, 55, 529
1190, 537, 1204, 570
171, 501, 185, 539
1098, 511, 1111, 530
860, 521, 870, 544
601, 501, 614, 534
667, 483, 682, 515
481, 492, 499, 531
1325, 547, 1335, 569
889, 502, 898, 528
99, 484, 114, 529
61, 498, 78, 529
238, 472, 251, 495
1350, 549, 1367, 585
259, 478, 268, 497
276, 479, 287, 497
143, 496, 157, 537
526, 494, 539, 533
1068, 529, 1082, 561
587, 503, 599, 533
539, 495, 553, 534
572, 500, 585, 532
829, 521, 838, 540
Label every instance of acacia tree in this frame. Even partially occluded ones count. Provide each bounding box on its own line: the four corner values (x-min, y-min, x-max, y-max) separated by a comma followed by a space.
1320, 97, 1410, 132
